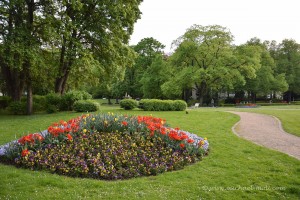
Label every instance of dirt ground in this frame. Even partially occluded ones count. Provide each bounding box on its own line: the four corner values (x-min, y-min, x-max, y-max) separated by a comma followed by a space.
229, 111, 300, 160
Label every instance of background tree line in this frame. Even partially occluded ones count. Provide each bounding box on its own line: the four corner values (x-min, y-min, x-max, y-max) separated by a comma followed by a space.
1, 1, 299, 113
111, 25, 299, 106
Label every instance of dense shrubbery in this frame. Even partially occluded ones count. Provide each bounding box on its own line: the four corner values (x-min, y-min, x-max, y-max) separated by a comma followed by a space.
8, 101, 26, 115
0, 113, 209, 180
120, 99, 138, 110
45, 93, 61, 113
45, 91, 93, 113
60, 91, 92, 111
139, 99, 187, 111
73, 100, 100, 112
0, 96, 11, 109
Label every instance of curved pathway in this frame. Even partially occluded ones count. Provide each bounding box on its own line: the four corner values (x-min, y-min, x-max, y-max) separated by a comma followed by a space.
228, 111, 300, 160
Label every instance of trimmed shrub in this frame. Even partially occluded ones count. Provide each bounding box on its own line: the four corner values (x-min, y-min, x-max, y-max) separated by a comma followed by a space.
8, 101, 26, 115
73, 100, 100, 112
120, 99, 138, 110
173, 100, 187, 111
140, 99, 187, 111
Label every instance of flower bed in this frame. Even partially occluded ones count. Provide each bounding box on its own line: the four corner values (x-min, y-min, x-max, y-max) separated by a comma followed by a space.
0, 113, 209, 180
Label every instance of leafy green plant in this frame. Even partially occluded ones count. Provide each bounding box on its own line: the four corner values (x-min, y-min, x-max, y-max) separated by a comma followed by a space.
0, 96, 11, 109
140, 99, 187, 111
45, 93, 62, 113
73, 100, 100, 112
8, 101, 26, 115
61, 90, 92, 111
120, 99, 138, 110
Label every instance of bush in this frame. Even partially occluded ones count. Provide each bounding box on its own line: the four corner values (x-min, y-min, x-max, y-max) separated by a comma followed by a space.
45, 93, 61, 113
8, 101, 26, 115
173, 100, 188, 111
140, 99, 187, 111
0, 96, 11, 109
61, 90, 92, 111
73, 100, 100, 112
120, 99, 138, 110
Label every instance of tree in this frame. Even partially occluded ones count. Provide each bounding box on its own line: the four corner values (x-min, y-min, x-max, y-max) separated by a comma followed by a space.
45, 0, 142, 94
242, 38, 288, 102
272, 39, 300, 102
1, 1, 142, 114
115, 37, 165, 98
163, 25, 261, 105
0, 0, 51, 114
140, 55, 170, 99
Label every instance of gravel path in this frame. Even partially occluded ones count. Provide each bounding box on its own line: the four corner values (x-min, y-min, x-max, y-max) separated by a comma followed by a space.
228, 111, 300, 160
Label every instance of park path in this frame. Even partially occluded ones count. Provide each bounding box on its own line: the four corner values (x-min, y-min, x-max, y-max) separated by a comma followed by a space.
228, 111, 300, 160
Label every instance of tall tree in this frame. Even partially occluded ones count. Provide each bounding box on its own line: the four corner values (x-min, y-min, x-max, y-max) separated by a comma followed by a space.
0, 0, 50, 114
163, 25, 261, 105
273, 39, 300, 102
47, 0, 142, 94
242, 38, 288, 102
115, 37, 165, 98
140, 55, 170, 99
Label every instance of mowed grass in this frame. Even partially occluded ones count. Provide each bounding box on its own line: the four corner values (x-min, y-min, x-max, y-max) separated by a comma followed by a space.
0, 106, 299, 199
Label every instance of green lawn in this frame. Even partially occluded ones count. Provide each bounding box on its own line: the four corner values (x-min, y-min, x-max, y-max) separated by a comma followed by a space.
0, 106, 299, 199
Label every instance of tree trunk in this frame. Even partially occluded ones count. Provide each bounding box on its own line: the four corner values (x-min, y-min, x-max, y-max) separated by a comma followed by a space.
287, 91, 292, 103
197, 81, 207, 106
26, 81, 33, 115
1, 65, 25, 101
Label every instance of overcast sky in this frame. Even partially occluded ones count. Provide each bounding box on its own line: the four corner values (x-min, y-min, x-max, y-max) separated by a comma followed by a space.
129, 0, 300, 52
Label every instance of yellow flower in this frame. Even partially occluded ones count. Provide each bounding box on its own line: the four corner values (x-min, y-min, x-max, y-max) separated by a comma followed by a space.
92, 118, 95, 121
83, 129, 87, 133
104, 120, 108, 125
204, 137, 207, 140
114, 118, 118, 122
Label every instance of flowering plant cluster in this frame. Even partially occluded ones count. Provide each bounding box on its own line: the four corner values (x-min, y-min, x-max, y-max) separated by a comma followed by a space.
0, 113, 209, 180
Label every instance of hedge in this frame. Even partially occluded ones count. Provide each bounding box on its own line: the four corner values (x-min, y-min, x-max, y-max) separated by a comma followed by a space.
120, 99, 138, 110
139, 99, 187, 111
73, 100, 100, 112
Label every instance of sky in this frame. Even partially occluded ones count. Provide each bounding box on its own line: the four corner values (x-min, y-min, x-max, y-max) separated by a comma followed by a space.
129, 0, 300, 52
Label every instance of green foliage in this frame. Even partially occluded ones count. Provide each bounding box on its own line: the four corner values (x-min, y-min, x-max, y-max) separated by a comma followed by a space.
140, 99, 187, 111
0, 96, 11, 109
8, 101, 26, 115
73, 100, 100, 112
119, 99, 138, 110
273, 39, 300, 96
164, 25, 262, 104
173, 100, 188, 111
113, 37, 166, 99
140, 55, 170, 99
61, 91, 92, 111
45, 93, 61, 113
